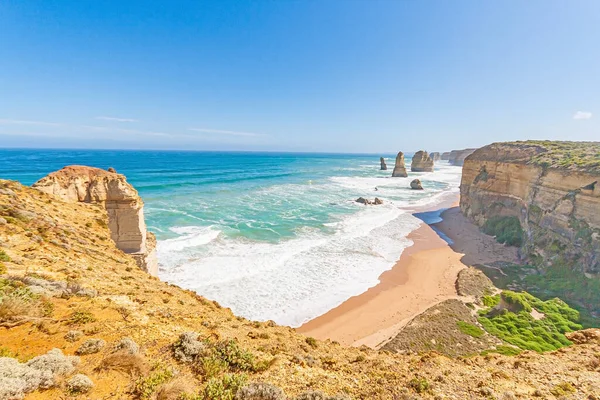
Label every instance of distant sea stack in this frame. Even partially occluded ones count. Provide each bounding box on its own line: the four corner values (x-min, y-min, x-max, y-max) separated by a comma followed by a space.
32, 166, 158, 275
411, 151, 434, 172
441, 152, 451, 160
430, 152, 441, 162
448, 148, 477, 166
460, 141, 600, 275
380, 157, 387, 170
391, 152, 408, 177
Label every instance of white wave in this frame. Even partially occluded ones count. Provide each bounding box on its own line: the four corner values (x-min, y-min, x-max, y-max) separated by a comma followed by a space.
156, 161, 463, 327
157, 226, 221, 252
158, 203, 421, 327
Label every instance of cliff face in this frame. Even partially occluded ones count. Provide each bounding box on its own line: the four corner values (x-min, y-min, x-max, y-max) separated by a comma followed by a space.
460, 141, 600, 274
410, 150, 434, 172
441, 152, 451, 160
2, 177, 600, 399
391, 152, 408, 177
32, 166, 158, 275
449, 148, 477, 166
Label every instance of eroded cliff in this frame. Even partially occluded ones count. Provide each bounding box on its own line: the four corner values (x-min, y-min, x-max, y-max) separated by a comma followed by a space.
460, 141, 600, 275
32, 166, 158, 275
2, 176, 600, 399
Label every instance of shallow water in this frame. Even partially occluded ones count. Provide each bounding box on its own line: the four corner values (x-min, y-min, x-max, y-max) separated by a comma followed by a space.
0, 149, 461, 326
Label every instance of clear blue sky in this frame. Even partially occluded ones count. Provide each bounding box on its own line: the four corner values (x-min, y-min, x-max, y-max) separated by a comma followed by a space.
1, 1, 598, 152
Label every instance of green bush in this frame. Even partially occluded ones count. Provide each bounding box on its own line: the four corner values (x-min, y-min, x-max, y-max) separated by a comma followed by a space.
456, 321, 484, 338
482, 216, 523, 247
203, 373, 247, 400
0, 250, 11, 262
408, 377, 430, 393
133, 363, 174, 399
482, 294, 500, 308
478, 290, 581, 352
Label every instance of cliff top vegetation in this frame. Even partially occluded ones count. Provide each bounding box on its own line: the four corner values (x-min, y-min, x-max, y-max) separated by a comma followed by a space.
2, 179, 600, 399
468, 141, 600, 172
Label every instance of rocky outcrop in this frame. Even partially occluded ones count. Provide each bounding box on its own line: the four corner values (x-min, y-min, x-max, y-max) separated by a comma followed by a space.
441, 152, 451, 160
391, 152, 408, 177
379, 157, 387, 170
410, 179, 423, 190
356, 197, 383, 205
448, 148, 477, 166
32, 166, 158, 275
410, 151, 434, 172
460, 141, 600, 275
430, 152, 441, 161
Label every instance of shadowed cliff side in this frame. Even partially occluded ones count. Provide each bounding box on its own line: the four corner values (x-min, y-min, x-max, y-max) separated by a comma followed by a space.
460, 141, 600, 276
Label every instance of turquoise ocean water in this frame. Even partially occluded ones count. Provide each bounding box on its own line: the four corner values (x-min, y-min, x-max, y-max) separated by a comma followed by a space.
0, 149, 462, 326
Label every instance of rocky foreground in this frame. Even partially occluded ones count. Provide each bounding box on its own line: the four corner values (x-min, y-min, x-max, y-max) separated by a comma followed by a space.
0, 162, 600, 399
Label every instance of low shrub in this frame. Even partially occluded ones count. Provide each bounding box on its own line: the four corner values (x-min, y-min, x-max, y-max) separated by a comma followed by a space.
456, 321, 484, 338
408, 376, 430, 393
204, 373, 248, 400
479, 290, 581, 352
133, 363, 175, 399
482, 216, 523, 247
0, 250, 11, 262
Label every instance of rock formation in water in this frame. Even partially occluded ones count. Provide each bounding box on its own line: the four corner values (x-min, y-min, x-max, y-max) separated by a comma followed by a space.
410, 151, 434, 172
430, 152, 441, 162
32, 166, 158, 275
448, 148, 477, 166
391, 152, 408, 177
379, 157, 387, 170
356, 197, 383, 205
441, 151, 451, 160
410, 179, 423, 190
107, 167, 117, 173
460, 141, 600, 275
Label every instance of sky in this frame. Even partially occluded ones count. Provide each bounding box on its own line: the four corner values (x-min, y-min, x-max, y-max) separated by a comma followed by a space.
1, 0, 599, 153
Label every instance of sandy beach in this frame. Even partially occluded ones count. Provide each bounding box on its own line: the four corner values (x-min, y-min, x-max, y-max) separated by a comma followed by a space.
298, 201, 519, 348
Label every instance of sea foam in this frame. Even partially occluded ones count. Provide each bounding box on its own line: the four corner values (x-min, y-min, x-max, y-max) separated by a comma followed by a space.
157, 161, 462, 327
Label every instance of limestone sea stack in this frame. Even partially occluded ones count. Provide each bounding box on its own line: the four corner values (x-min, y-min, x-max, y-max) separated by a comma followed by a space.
441, 152, 451, 160
380, 157, 387, 170
410, 179, 423, 190
391, 152, 408, 177
411, 151, 434, 172
430, 152, 441, 162
32, 166, 158, 275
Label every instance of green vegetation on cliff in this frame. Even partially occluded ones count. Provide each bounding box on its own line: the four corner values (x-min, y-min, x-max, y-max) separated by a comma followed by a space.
525, 140, 600, 171
478, 291, 582, 352
482, 216, 523, 247
476, 263, 600, 328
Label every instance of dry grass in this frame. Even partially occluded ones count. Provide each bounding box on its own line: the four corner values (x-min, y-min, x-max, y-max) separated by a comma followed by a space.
95, 352, 147, 376
155, 378, 195, 400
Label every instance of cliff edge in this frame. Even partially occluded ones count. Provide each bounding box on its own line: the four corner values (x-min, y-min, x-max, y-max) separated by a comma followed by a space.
460, 141, 600, 275
32, 166, 158, 275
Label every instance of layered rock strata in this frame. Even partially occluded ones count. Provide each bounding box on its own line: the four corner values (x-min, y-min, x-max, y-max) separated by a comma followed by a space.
410, 151, 434, 172
391, 152, 408, 177
32, 166, 158, 275
460, 141, 600, 274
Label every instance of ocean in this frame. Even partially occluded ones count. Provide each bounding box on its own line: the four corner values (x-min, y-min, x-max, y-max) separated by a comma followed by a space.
0, 149, 462, 326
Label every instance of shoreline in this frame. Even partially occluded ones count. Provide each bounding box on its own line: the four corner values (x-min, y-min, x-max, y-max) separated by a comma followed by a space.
297, 197, 467, 347
298, 197, 519, 348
